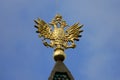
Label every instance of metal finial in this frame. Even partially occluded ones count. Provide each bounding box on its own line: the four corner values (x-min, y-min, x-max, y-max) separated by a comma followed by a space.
34, 14, 83, 61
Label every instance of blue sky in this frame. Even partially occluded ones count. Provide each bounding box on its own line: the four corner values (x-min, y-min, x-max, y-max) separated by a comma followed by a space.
0, 0, 120, 80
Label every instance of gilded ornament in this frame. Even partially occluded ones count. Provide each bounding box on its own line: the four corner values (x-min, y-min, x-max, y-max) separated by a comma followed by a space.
34, 14, 83, 61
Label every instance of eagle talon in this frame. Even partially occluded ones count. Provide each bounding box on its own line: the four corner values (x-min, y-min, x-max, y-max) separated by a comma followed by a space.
43, 42, 49, 47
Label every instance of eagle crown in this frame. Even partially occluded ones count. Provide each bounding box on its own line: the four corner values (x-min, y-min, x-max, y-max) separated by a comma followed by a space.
50, 14, 68, 29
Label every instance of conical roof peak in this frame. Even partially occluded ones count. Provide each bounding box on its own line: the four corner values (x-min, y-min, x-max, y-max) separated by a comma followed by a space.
48, 61, 74, 80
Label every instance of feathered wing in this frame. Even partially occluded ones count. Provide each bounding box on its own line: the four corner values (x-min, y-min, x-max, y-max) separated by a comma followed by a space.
65, 23, 83, 41
34, 18, 52, 39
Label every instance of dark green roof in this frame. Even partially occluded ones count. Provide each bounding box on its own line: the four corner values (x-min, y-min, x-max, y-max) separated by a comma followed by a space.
48, 61, 74, 80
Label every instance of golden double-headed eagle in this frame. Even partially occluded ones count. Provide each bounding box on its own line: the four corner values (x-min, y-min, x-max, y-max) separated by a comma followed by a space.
34, 14, 83, 50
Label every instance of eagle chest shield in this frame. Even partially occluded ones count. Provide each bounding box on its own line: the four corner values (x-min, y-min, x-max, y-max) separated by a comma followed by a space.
53, 28, 65, 40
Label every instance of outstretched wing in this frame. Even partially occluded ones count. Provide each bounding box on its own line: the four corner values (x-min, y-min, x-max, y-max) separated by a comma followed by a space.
65, 23, 83, 41
34, 18, 52, 39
